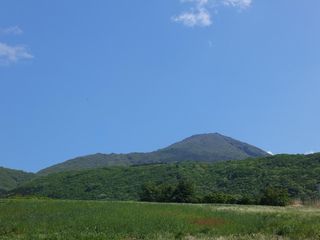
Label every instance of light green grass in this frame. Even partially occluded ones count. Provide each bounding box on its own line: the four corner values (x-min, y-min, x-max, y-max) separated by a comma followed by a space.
0, 199, 320, 239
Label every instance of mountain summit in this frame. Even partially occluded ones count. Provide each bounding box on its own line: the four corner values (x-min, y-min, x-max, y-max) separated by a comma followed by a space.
38, 133, 269, 175
161, 133, 268, 160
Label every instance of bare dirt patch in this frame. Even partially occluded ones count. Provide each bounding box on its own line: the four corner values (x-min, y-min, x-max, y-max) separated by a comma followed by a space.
192, 217, 227, 227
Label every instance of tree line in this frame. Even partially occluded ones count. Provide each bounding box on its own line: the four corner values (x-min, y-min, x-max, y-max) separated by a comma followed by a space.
140, 180, 290, 206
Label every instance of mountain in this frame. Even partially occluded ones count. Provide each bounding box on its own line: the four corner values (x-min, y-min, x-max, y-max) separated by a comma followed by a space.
38, 133, 269, 175
11, 153, 320, 201
0, 167, 35, 192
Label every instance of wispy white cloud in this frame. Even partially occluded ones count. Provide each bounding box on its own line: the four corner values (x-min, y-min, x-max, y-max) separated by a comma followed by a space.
172, 0, 212, 27
173, 0, 253, 27
222, 0, 252, 9
0, 42, 33, 65
0, 26, 33, 65
0, 26, 23, 35
172, 9, 212, 27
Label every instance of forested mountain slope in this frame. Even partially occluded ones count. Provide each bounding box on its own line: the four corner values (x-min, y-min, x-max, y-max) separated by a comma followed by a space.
12, 153, 320, 201
38, 133, 268, 175
0, 167, 34, 191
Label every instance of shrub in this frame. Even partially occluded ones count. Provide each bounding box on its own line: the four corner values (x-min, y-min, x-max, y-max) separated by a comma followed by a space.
203, 193, 232, 204
202, 193, 257, 205
260, 187, 290, 206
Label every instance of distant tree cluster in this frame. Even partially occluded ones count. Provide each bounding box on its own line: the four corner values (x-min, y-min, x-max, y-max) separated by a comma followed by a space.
140, 180, 195, 203
204, 187, 290, 206
140, 181, 290, 206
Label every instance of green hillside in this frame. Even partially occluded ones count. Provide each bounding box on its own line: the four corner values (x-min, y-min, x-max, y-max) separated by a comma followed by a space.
38, 133, 269, 175
11, 153, 320, 201
0, 167, 34, 192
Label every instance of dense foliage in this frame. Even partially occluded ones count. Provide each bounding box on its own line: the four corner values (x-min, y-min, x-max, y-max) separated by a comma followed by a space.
140, 180, 196, 203
0, 167, 34, 191
260, 187, 290, 206
9, 154, 320, 204
140, 181, 290, 206
38, 133, 268, 175
203, 192, 255, 205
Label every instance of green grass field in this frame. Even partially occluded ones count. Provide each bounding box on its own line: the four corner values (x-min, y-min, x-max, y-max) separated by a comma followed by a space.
1, 200, 320, 240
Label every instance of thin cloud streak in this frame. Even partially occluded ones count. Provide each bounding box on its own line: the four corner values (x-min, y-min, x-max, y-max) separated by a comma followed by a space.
0, 42, 33, 65
173, 0, 253, 27
222, 0, 252, 9
0, 26, 23, 35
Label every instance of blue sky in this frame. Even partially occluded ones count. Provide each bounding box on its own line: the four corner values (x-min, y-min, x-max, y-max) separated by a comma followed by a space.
1, 0, 320, 172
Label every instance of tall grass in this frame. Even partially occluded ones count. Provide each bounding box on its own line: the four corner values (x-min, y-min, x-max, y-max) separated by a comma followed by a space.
303, 199, 320, 208
0, 199, 320, 239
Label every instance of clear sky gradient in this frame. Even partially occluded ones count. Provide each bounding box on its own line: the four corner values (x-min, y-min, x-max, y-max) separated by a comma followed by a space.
1, 0, 320, 172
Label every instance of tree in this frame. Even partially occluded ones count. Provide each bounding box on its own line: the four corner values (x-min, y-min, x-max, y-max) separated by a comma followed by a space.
171, 180, 195, 203
260, 187, 290, 206
139, 182, 160, 202
158, 184, 175, 202
140, 180, 196, 203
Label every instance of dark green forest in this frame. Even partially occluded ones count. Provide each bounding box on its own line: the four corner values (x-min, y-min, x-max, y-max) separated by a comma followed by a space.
8, 153, 320, 205
0, 167, 34, 192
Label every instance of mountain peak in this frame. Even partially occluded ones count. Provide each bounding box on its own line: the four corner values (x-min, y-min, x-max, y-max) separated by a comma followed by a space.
164, 133, 268, 160
182, 133, 231, 141
38, 133, 269, 175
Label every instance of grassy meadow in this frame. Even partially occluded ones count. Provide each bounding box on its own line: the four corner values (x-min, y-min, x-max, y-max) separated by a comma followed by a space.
1, 200, 320, 239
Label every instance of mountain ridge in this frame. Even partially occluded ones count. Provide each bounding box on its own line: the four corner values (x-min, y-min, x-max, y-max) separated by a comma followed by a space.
38, 133, 269, 175
0, 167, 35, 191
